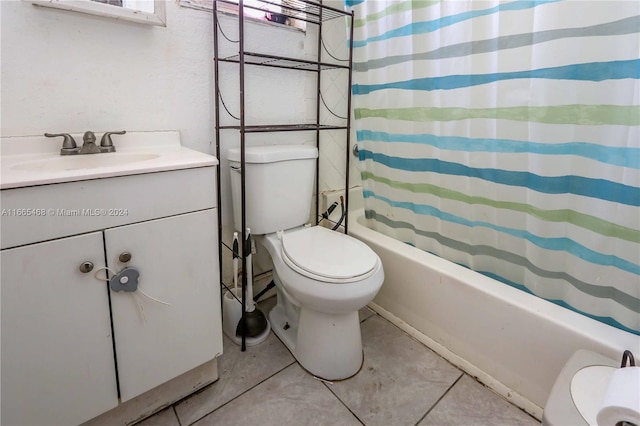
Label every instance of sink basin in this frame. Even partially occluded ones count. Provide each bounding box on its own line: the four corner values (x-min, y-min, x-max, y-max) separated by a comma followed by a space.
1, 131, 219, 189
12, 153, 160, 172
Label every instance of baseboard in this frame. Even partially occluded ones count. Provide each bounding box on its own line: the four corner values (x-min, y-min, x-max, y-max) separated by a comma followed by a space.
82, 358, 219, 426
368, 302, 543, 420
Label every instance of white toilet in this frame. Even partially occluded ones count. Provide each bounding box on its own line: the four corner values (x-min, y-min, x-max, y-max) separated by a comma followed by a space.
228, 145, 384, 380
543, 350, 625, 426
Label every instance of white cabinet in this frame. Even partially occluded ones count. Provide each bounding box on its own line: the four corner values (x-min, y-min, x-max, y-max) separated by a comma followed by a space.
1, 165, 223, 425
1, 233, 119, 426
106, 210, 221, 401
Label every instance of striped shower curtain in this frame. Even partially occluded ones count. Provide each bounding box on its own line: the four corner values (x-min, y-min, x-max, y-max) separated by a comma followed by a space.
346, 0, 640, 335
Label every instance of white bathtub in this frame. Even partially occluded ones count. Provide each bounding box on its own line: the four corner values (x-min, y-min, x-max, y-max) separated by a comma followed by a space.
348, 207, 640, 419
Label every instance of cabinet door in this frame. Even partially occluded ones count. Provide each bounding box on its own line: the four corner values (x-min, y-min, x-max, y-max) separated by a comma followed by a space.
105, 209, 223, 401
1, 233, 118, 426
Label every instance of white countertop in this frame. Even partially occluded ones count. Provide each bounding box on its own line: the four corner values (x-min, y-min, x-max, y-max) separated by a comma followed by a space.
1, 131, 218, 189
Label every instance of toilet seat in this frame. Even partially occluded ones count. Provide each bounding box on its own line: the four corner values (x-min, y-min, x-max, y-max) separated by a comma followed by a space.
281, 226, 379, 283
260, 228, 384, 314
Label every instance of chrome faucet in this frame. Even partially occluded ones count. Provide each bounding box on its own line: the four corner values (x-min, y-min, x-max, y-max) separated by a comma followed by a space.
79, 131, 101, 154
45, 131, 126, 155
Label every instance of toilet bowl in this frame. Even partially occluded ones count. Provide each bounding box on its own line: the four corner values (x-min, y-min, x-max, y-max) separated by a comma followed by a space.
227, 145, 384, 380
543, 350, 622, 426
258, 226, 384, 380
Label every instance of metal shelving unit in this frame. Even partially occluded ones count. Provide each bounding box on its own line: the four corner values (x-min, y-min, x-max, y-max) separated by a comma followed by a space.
213, 0, 354, 350
218, 52, 350, 71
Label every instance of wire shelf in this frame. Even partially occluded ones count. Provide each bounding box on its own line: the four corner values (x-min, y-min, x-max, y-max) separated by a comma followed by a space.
213, 0, 354, 350
216, 0, 350, 25
220, 52, 349, 71
219, 123, 348, 132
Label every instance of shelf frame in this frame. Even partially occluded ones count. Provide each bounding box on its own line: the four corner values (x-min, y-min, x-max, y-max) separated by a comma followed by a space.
216, 0, 349, 25
218, 123, 348, 132
213, 0, 354, 351
219, 51, 350, 72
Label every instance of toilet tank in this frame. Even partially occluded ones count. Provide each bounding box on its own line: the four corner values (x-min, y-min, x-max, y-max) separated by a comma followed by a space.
228, 145, 318, 234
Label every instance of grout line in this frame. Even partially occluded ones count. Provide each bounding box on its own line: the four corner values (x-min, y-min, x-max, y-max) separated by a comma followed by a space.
466, 376, 543, 424
321, 382, 366, 426
360, 315, 376, 324
172, 405, 183, 426
368, 303, 543, 420
413, 373, 464, 426
359, 308, 378, 324
184, 360, 297, 426
370, 310, 464, 373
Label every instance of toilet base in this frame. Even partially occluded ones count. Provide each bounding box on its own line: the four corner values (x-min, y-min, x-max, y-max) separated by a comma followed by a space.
269, 298, 364, 381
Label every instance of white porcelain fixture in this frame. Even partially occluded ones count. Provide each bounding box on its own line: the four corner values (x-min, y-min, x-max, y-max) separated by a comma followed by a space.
1, 131, 214, 189
11, 152, 160, 172
348, 207, 640, 419
1, 131, 223, 425
542, 350, 622, 426
228, 145, 384, 380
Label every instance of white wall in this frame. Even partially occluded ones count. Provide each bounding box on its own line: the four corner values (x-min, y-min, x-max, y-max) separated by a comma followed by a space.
1, 1, 209, 152
0, 1, 314, 152
319, 0, 361, 193
0, 0, 356, 188
1, 0, 355, 283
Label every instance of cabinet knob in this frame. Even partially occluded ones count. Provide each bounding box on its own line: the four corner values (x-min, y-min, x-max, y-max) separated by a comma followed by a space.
79, 262, 94, 273
119, 252, 132, 263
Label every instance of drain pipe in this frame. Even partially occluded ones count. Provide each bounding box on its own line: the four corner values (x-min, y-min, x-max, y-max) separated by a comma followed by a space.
331, 196, 345, 231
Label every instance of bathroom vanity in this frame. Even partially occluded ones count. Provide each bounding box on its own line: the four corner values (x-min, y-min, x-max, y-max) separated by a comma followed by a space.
0, 132, 223, 425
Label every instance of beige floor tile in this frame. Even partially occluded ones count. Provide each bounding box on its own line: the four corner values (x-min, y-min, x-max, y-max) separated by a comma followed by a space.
326, 315, 462, 426
134, 407, 180, 426
192, 363, 362, 426
258, 294, 278, 315
359, 305, 376, 322
419, 375, 540, 426
174, 333, 295, 425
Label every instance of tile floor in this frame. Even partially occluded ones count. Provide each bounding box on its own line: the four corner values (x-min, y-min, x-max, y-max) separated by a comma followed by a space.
136, 299, 540, 426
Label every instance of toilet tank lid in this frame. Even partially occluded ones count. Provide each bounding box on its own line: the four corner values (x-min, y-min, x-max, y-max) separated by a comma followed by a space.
227, 145, 318, 164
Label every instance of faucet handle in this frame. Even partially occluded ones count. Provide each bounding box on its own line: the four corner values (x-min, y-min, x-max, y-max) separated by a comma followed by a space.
100, 131, 126, 153
45, 133, 78, 155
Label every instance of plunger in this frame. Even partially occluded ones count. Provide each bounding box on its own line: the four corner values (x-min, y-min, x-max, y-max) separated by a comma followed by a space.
232, 232, 239, 293
236, 228, 268, 338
